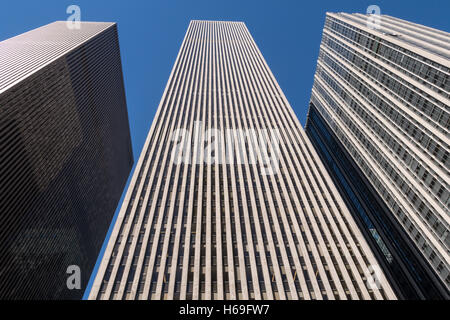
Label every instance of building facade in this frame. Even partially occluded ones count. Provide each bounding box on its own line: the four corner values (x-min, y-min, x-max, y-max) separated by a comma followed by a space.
90, 20, 396, 300
305, 13, 449, 299
0, 21, 133, 299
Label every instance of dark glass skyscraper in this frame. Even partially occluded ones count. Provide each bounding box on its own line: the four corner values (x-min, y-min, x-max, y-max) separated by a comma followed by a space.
305, 13, 449, 299
0, 21, 133, 299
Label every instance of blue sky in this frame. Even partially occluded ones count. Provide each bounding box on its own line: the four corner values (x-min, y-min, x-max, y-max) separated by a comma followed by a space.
0, 0, 448, 299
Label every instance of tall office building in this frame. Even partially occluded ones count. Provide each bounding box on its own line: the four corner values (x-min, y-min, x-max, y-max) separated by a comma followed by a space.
0, 21, 133, 299
90, 20, 396, 300
305, 13, 449, 299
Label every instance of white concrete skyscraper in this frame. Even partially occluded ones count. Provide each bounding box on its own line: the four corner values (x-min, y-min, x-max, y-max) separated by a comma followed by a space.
89, 20, 396, 300
306, 13, 449, 299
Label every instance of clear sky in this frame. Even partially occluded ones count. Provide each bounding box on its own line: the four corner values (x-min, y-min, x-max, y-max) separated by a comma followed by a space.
0, 0, 448, 299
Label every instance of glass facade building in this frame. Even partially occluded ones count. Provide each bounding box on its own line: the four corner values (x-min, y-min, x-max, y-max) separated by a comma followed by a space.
0, 21, 133, 299
90, 20, 396, 300
305, 13, 449, 299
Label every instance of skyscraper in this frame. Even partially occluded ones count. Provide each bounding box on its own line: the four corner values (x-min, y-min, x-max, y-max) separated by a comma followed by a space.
305, 12, 449, 299
0, 21, 133, 299
90, 20, 396, 300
